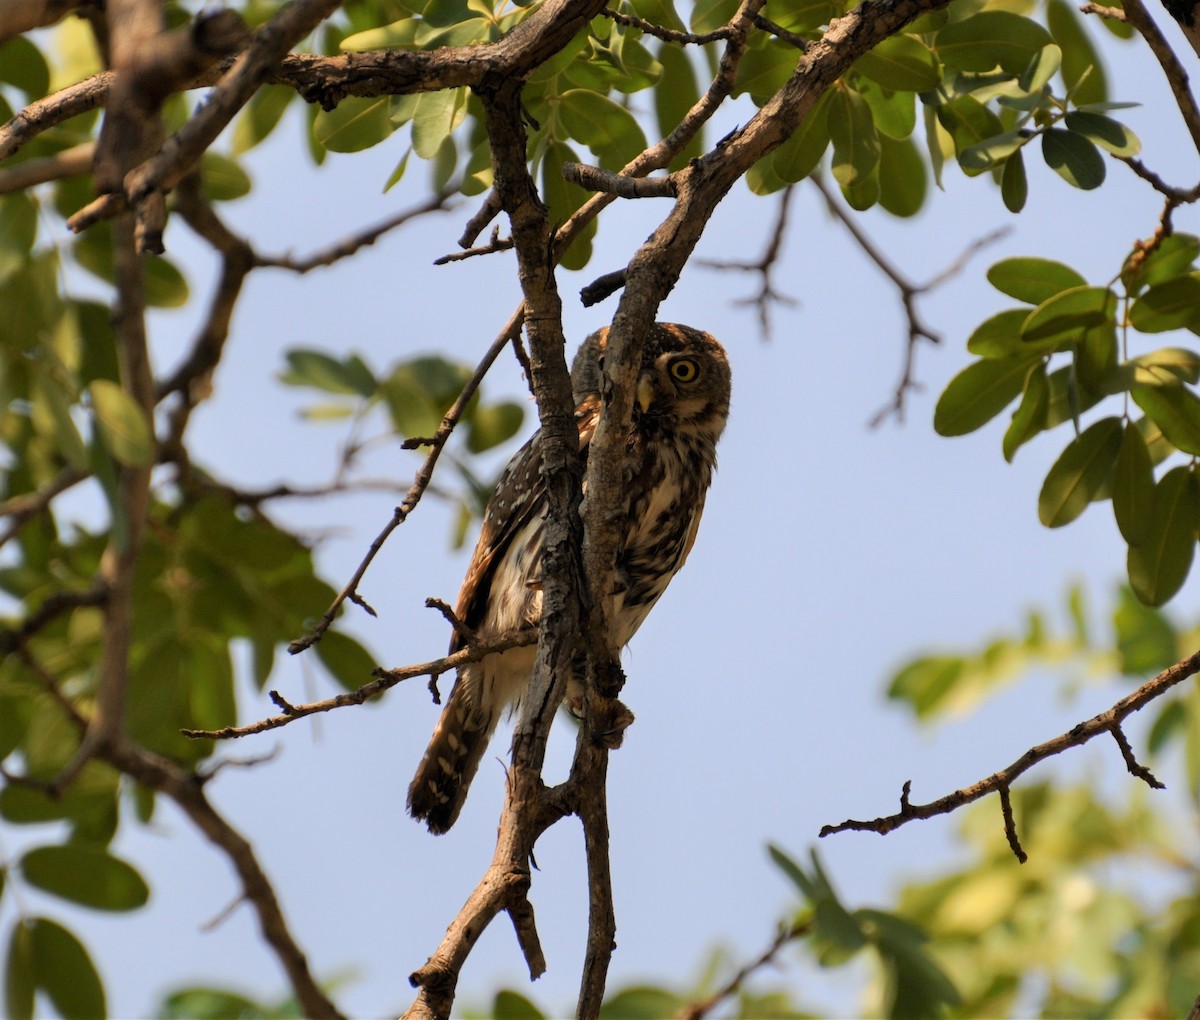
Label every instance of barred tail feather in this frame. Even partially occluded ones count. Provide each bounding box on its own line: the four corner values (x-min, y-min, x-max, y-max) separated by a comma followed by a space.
407, 681, 495, 834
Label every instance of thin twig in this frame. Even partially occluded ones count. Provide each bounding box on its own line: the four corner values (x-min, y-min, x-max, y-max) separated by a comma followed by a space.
287, 307, 525, 654
820, 646, 1200, 861
697, 184, 799, 338
186, 628, 537, 740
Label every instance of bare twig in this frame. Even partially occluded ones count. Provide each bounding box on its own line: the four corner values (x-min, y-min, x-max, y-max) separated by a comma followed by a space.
0, 468, 89, 551
562, 162, 677, 198
1120, 0, 1200, 155
697, 184, 799, 338
810, 174, 1009, 425
100, 737, 344, 1019
287, 308, 525, 654
434, 226, 514, 264
185, 628, 536, 740
820, 646, 1200, 861
599, 7, 731, 45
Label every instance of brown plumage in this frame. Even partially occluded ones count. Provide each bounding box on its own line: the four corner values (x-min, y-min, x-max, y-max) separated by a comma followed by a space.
407, 323, 732, 834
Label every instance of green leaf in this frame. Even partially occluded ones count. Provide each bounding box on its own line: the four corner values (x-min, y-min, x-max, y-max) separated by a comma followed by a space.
279, 349, 376, 396
1113, 421, 1156, 546
20, 844, 149, 912
877, 134, 927, 217
232, 84, 293, 154
988, 257, 1087, 305
1018, 43, 1062, 93
854, 34, 941, 92
598, 985, 683, 1020
1063, 110, 1140, 156
558, 89, 648, 170
1001, 149, 1028, 212
1003, 361, 1049, 462
1020, 285, 1116, 342
88, 380, 154, 467
1113, 585, 1178, 675
937, 95, 1004, 173
887, 655, 966, 718
313, 96, 396, 154
199, 151, 252, 202
859, 79, 916, 140
29, 917, 106, 1020
1047, 0, 1108, 105
412, 89, 467, 160
72, 226, 189, 307
1125, 233, 1200, 293
541, 139, 596, 269
1129, 274, 1200, 334
772, 89, 832, 184
936, 12, 1055, 75
768, 843, 816, 899
1041, 128, 1105, 189
1037, 416, 1122, 527
829, 87, 879, 189
493, 988, 547, 1020
466, 401, 524, 453
1132, 384, 1200, 454
5, 923, 35, 1020
1129, 347, 1200, 385
958, 128, 1027, 174
157, 987, 269, 1020
934, 357, 1034, 436
1127, 467, 1200, 606
654, 42, 704, 170
315, 631, 377, 692
0, 37, 50, 98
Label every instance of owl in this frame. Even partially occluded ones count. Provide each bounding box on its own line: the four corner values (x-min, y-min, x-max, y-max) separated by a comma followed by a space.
407, 323, 732, 834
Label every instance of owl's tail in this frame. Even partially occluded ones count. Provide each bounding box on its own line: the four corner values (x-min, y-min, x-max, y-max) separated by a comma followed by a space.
407, 677, 496, 835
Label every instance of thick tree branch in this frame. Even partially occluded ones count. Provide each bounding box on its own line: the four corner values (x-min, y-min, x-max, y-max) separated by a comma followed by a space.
1120, 0, 1200, 155
820, 646, 1200, 861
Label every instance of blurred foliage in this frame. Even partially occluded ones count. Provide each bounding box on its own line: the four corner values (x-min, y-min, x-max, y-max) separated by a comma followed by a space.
2, 0, 1198, 1015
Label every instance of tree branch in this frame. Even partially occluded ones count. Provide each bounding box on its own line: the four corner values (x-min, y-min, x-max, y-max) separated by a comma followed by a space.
820, 646, 1200, 861
182, 628, 537, 740
100, 737, 345, 1019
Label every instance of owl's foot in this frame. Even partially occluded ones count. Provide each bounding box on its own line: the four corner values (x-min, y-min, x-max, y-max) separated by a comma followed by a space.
564, 693, 635, 748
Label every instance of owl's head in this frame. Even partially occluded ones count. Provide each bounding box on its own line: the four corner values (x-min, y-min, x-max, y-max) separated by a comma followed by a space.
571, 323, 731, 440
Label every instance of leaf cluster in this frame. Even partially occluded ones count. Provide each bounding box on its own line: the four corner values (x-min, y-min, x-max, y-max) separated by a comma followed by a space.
935, 242, 1200, 606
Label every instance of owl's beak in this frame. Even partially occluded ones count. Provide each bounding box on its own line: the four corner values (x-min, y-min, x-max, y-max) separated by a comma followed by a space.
636, 374, 655, 413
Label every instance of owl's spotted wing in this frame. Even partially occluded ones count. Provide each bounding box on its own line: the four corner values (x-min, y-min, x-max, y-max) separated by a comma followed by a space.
450, 394, 601, 654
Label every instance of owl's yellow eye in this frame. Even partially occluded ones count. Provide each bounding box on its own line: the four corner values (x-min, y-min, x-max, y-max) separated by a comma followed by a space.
670, 358, 699, 383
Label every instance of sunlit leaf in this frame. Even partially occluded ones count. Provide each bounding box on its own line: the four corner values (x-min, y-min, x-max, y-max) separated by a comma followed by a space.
1063, 110, 1140, 157
313, 96, 395, 153
936, 12, 1055, 75
1020, 285, 1115, 342
855, 34, 940, 92
1113, 585, 1178, 675
829, 87, 879, 189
